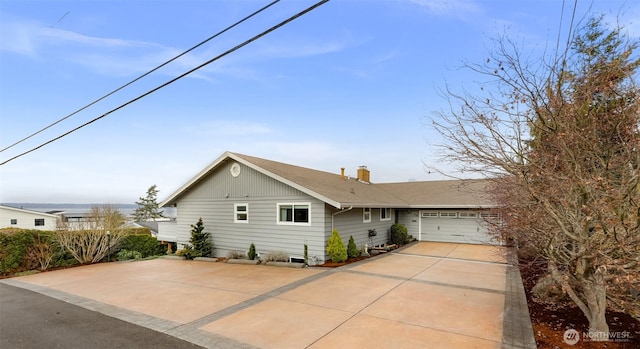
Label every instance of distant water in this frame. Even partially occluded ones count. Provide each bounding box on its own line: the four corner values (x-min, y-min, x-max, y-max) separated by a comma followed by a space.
1, 203, 138, 216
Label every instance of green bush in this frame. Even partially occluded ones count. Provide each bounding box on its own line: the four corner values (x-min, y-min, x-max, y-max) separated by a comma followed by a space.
0, 230, 65, 274
118, 234, 165, 258
327, 229, 347, 263
347, 235, 359, 259
389, 223, 408, 245
189, 218, 212, 257
0, 230, 35, 274
116, 249, 143, 261
122, 227, 152, 235
248, 243, 257, 260
176, 244, 201, 260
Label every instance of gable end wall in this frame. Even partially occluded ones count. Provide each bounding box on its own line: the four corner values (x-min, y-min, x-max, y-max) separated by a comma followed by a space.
169, 161, 327, 261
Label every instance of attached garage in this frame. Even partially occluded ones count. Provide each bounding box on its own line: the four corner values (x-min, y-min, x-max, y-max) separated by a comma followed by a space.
418, 210, 494, 244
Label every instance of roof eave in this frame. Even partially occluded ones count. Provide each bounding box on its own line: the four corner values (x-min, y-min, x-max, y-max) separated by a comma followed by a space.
231, 155, 342, 209
159, 152, 233, 207
160, 152, 343, 209
406, 204, 498, 209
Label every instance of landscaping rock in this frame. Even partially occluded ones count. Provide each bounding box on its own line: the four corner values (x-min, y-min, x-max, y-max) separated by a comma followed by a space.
226, 259, 260, 265
265, 261, 305, 268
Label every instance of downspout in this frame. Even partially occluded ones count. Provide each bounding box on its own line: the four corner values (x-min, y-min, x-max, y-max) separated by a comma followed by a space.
331, 205, 353, 231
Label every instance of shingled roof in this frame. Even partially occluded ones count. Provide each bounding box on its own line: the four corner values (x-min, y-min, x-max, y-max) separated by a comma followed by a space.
160, 151, 493, 209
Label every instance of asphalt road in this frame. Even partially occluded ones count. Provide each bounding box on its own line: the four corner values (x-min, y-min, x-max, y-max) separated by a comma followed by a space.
0, 283, 205, 349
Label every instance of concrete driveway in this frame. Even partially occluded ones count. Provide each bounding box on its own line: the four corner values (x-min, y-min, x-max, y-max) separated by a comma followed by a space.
1, 242, 535, 349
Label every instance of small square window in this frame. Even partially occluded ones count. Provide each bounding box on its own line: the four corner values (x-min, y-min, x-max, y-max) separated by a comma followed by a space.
10, 219, 17, 225
380, 208, 391, 221
234, 204, 248, 223
363, 208, 371, 223
35, 218, 45, 226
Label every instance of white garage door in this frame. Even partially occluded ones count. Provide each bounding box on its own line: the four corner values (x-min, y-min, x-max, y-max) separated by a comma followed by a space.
419, 210, 492, 244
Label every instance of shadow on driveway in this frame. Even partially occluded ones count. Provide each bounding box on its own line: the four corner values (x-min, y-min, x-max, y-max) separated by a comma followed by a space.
0, 283, 205, 349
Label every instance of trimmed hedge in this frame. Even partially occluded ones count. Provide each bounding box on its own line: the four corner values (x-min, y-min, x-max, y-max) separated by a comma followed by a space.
0, 229, 77, 275
389, 223, 409, 245
122, 227, 152, 235
117, 234, 165, 258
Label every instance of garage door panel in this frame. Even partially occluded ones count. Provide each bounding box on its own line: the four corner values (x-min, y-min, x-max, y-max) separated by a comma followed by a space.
419, 211, 491, 244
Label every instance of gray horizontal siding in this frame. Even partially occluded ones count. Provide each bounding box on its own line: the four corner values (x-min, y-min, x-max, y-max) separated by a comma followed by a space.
331, 207, 394, 251
169, 161, 328, 262
180, 161, 301, 200
397, 210, 420, 239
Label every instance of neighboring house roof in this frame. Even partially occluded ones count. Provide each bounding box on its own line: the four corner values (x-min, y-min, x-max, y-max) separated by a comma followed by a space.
0, 204, 60, 219
160, 151, 493, 209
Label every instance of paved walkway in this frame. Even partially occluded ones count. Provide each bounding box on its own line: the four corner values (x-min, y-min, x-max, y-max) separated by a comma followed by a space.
1, 242, 536, 349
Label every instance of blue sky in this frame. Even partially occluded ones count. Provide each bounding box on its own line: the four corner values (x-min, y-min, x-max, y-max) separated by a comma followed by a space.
1, 0, 638, 204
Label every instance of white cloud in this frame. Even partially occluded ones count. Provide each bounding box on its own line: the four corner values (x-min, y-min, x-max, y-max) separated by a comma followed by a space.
255, 40, 347, 59
1, 16, 154, 54
184, 120, 272, 137
409, 0, 482, 17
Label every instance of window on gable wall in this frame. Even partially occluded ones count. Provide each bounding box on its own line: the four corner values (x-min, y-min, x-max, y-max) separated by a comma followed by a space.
235, 203, 248, 223
363, 207, 371, 223
380, 208, 391, 221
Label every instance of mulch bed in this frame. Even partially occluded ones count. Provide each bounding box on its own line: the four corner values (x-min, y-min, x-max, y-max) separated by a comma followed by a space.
316, 255, 369, 268
519, 259, 640, 348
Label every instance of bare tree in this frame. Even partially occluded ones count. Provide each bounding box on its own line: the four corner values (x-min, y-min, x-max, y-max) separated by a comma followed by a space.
432, 17, 640, 338
57, 205, 126, 264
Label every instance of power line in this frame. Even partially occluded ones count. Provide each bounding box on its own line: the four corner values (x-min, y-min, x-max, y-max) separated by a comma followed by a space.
1, 0, 330, 166
0, 0, 281, 154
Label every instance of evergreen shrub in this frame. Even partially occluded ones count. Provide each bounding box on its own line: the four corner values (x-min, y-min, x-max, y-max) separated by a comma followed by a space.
327, 229, 347, 263
389, 223, 408, 245
248, 243, 257, 260
347, 235, 359, 258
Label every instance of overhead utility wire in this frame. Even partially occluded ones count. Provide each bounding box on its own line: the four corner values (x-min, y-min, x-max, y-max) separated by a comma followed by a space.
0, 0, 281, 154
1, 0, 330, 166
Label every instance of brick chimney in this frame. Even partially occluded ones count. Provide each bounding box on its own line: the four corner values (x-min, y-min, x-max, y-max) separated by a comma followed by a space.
340, 167, 345, 180
357, 166, 370, 183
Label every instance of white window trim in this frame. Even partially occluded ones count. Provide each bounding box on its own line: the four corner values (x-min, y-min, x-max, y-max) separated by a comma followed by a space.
380, 208, 391, 221
234, 203, 249, 223
422, 212, 438, 218
276, 203, 311, 226
480, 212, 500, 219
363, 207, 371, 223
458, 211, 478, 219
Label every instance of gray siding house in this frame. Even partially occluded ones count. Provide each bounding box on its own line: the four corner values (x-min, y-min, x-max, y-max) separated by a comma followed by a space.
158, 152, 496, 264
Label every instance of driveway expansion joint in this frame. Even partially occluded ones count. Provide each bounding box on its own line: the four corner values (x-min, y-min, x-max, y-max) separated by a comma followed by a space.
2, 242, 536, 349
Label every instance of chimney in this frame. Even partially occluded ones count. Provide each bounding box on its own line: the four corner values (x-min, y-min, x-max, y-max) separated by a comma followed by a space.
340, 167, 345, 180
357, 166, 370, 183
